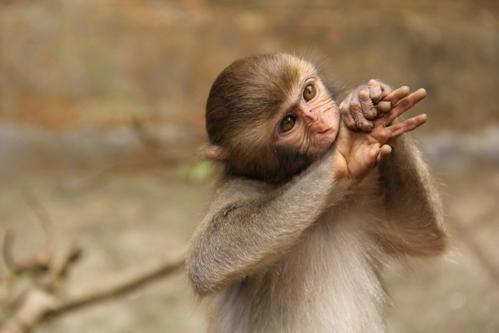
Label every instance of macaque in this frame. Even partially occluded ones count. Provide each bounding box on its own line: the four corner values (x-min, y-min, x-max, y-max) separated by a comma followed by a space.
187, 53, 446, 333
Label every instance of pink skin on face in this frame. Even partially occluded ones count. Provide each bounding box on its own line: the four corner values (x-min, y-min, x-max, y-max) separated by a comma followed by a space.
274, 77, 340, 157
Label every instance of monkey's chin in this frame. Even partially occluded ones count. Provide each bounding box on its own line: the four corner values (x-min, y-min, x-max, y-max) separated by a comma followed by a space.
308, 130, 338, 157
308, 136, 336, 158
320, 127, 339, 146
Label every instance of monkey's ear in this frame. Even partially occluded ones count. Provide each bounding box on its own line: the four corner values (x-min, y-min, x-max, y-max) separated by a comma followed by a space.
200, 145, 229, 161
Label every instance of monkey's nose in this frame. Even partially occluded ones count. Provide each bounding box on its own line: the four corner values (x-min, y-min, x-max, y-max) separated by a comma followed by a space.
303, 110, 318, 122
304, 114, 316, 122
318, 127, 333, 134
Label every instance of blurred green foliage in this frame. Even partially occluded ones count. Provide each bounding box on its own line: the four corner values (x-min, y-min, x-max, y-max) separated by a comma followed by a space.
178, 160, 216, 183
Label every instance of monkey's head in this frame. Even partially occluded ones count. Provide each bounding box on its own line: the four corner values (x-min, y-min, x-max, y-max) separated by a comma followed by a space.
204, 53, 340, 183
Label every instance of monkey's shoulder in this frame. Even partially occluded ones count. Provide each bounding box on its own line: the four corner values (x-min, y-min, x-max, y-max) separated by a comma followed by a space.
217, 176, 272, 194
209, 176, 273, 208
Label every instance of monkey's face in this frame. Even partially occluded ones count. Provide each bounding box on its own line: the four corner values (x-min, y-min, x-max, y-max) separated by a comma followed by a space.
205, 53, 341, 182
272, 75, 340, 159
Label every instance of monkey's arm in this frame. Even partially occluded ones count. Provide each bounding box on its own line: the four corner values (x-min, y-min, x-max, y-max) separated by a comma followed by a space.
187, 153, 350, 296
377, 137, 446, 256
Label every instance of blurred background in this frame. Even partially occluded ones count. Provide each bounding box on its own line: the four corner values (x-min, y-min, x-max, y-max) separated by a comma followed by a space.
0, 0, 498, 332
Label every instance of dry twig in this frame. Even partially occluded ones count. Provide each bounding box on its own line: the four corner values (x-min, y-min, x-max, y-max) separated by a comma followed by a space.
0, 189, 186, 333
0, 249, 185, 333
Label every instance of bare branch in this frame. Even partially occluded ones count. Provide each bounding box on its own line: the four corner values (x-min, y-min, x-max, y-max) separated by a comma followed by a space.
2, 230, 16, 273
21, 189, 53, 256
1, 230, 50, 277
0, 250, 186, 333
50, 246, 82, 280
53, 249, 185, 315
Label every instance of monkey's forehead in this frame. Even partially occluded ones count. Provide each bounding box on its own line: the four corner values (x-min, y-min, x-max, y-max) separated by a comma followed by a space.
231, 53, 317, 89
245, 53, 319, 107
284, 54, 319, 95
205, 53, 319, 146
268, 53, 318, 93
280, 53, 317, 76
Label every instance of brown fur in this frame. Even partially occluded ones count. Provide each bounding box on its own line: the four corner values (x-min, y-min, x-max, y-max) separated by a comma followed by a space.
188, 53, 446, 333
205, 53, 328, 183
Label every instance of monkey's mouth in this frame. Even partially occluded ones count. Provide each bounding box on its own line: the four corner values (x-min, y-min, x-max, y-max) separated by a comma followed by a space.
316, 125, 339, 149
318, 127, 334, 135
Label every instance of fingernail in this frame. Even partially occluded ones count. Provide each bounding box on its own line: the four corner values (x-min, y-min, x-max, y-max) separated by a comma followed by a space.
377, 101, 391, 112
359, 89, 369, 99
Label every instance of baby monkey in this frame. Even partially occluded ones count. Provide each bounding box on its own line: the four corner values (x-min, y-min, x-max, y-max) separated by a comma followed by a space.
188, 53, 445, 333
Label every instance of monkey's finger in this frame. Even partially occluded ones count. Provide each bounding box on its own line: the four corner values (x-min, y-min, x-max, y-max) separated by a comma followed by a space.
383, 86, 410, 106
359, 88, 377, 120
351, 101, 374, 132
388, 114, 428, 137
339, 96, 357, 130
380, 82, 392, 99
368, 143, 383, 169
376, 101, 392, 113
368, 79, 383, 103
386, 88, 427, 124
349, 94, 374, 132
377, 144, 392, 163
371, 127, 391, 144
369, 143, 381, 160
375, 84, 398, 115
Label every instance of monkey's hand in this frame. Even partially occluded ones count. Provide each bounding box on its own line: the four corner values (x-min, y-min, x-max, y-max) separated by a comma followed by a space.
340, 79, 398, 132
334, 87, 427, 180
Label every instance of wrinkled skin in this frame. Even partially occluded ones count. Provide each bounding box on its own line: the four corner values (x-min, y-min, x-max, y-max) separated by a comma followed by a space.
203, 76, 428, 184
272, 76, 427, 181
335, 81, 428, 180
272, 76, 340, 158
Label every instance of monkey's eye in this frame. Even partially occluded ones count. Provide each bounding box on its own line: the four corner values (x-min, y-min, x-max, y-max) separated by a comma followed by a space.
303, 83, 317, 102
279, 115, 296, 133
